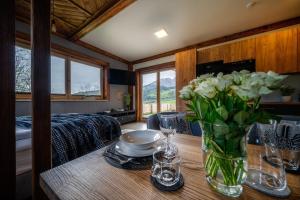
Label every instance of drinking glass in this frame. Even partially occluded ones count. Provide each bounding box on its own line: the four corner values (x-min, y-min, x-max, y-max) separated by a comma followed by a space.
159, 114, 177, 158
151, 149, 181, 186
246, 120, 287, 193
276, 121, 300, 171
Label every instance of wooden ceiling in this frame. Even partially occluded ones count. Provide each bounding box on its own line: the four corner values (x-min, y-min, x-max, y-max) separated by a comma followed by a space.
16, 0, 133, 40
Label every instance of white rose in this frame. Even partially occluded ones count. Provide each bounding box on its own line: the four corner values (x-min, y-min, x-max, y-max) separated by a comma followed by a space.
195, 81, 217, 99
259, 86, 273, 95
179, 85, 193, 100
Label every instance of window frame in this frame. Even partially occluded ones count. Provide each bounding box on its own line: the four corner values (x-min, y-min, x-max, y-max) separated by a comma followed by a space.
15, 36, 109, 101
135, 61, 176, 121
69, 58, 104, 100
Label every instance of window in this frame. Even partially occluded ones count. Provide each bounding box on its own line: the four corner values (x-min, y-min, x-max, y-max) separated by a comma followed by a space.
160, 70, 176, 112
141, 68, 176, 118
15, 46, 31, 93
15, 45, 106, 100
71, 60, 102, 96
142, 72, 157, 118
51, 56, 66, 94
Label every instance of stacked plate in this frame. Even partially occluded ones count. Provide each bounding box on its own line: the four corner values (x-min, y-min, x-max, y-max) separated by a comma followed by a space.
115, 130, 162, 157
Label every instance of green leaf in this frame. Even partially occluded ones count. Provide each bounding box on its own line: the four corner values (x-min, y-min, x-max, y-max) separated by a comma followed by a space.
233, 110, 249, 125
213, 119, 229, 136
225, 137, 241, 157
216, 106, 228, 121
195, 96, 209, 119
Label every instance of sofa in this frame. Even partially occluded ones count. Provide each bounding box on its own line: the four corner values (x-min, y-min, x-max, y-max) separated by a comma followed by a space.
147, 112, 300, 145
146, 112, 202, 136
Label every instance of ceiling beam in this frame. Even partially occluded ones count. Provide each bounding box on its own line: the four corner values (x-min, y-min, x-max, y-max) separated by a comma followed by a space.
75, 40, 130, 64
131, 16, 300, 65
70, 0, 136, 41
65, 0, 92, 16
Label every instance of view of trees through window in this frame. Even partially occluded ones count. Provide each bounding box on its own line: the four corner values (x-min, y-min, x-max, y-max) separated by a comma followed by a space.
15, 46, 102, 97
142, 69, 176, 118
16, 46, 31, 93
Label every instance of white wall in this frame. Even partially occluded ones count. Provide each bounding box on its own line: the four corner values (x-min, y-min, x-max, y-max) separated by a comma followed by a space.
16, 21, 129, 116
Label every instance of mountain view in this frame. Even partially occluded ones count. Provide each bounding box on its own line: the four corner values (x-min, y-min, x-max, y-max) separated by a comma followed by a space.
143, 77, 176, 103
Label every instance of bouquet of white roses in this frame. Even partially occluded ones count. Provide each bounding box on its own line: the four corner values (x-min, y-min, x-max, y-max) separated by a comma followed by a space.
179, 70, 286, 191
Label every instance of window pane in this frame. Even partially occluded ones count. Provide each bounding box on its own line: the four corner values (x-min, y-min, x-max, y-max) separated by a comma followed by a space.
71, 61, 102, 96
142, 72, 157, 118
15, 46, 31, 93
51, 56, 65, 94
160, 70, 176, 112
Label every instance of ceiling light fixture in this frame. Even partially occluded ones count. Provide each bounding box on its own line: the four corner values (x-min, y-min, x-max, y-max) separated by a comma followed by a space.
154, 29, 168, 38
246, 1, 256, 9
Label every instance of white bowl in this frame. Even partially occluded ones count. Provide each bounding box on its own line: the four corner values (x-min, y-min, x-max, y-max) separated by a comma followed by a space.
115, 141, 162, 157
120, 130, 161, 149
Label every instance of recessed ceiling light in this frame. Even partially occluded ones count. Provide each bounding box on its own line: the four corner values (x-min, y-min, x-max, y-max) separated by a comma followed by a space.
246, 1, 256, 8
154, 29, 168, 38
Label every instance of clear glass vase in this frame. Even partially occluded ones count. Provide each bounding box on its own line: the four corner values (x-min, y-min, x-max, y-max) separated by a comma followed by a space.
200, 121, 248, 197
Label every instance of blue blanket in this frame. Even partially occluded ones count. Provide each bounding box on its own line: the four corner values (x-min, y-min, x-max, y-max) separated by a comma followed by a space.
16, 113, 121, 167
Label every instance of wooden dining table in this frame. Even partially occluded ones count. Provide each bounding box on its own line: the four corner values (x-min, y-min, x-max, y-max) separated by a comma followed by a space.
40, 134, 300, 200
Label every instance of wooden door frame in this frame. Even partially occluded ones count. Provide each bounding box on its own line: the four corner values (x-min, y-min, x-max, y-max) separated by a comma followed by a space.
31, 0, 51, 198
135, 62, 175, 121
0, 0, 16, 198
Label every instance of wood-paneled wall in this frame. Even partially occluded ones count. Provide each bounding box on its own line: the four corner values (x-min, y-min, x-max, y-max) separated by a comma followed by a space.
256, 27, 298, 73
197, 25, 300, 74
297, 26, 300, 71
176, 49, 196, 112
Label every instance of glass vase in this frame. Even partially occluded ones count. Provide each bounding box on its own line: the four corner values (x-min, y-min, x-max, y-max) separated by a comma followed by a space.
200, 121, 249, 197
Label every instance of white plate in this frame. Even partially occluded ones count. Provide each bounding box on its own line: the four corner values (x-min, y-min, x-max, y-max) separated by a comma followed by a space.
115, 141, 162, 157
120, 130, 161, 149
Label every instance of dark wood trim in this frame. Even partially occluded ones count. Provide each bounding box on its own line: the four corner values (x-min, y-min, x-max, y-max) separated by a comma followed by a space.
0, 0, 15, 198
135, 61, 175, 73
157, 72, 161, 113
31, 0, 51, 199
128, 64, 134, 110
103, 66, 110, 100
131, 16, 300, 64
70, 0, 136, 41
135, 70, 142, 121
75, 40, 130, 64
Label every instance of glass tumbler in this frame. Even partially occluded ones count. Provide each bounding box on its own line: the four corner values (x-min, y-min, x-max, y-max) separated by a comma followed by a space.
159, 114, 177, 159
246, 120, 287, 192
277, 121, 300, 171
151, 150, 181, 187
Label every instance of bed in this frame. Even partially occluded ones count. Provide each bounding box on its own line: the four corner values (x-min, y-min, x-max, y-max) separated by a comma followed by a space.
16, 113, 121, 199
16, 113, 121, 169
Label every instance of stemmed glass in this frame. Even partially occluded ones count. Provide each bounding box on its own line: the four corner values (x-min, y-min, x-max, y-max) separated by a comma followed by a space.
159, 114, 177, 158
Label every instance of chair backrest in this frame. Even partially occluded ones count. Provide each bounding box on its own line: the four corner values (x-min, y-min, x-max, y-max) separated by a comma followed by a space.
147, 112, 202, 136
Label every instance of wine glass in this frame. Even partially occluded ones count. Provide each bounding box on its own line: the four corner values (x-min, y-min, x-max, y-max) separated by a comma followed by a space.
159, 114, 177, 158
